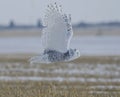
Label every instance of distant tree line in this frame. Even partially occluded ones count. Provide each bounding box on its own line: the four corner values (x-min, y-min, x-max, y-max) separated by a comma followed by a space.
0, 19, 44, 30
73, 21, 120, 28
1, 20, 120, 30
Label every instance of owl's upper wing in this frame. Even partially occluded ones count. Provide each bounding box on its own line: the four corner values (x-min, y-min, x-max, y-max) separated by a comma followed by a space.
42, 3, 73, 53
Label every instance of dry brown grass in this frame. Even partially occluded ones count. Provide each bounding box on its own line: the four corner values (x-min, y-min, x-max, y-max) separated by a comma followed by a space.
0, 27, 120, 38
0, 54, 120, 97
73, 56, 120, 64
0, 29, 41, 37
74, 27, 120, 36
0, 81, 120, 97
1, 53, 120, 64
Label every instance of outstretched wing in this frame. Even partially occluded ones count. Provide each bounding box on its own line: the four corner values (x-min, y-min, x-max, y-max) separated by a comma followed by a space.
42, 3, 73, 53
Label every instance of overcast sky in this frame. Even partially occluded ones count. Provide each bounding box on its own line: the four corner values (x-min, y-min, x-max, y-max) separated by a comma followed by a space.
0, 0, 120, 25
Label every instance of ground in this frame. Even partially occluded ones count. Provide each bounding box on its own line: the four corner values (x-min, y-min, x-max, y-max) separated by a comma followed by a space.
0, 55, 120, 97
0, 27, 120, 96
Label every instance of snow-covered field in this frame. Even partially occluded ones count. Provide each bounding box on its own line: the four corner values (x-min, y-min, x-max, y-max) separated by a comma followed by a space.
0, 61, 120, 91
0, 36, 120, 93
0, 36, 120, 56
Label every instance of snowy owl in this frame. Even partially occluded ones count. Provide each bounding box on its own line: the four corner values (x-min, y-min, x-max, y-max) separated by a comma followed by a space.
29, 3, 80, 64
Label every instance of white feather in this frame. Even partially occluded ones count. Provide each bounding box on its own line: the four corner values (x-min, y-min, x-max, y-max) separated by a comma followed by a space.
42, 3, 73, 53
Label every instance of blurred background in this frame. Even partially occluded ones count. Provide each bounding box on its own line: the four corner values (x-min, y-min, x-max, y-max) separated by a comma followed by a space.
0, 0, 120, 56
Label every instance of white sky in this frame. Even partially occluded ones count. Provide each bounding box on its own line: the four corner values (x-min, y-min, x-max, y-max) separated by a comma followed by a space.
0, 0, 120, 25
